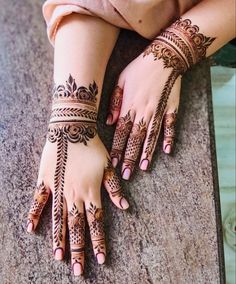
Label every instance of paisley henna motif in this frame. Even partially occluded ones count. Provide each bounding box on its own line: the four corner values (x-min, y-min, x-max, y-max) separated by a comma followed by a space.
123, 118, 147, 174
86, 203, 105, 259
27, 182, 49, 231
142, 18, 215, 163
68, 203, 85, 274
110, 111, 133, 161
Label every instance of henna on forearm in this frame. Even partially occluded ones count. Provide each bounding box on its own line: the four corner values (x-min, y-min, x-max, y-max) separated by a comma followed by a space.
141, 18, 215, 165
48, 74, 99, 254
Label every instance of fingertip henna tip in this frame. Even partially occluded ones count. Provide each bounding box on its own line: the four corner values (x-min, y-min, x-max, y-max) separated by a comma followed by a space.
164, 145, 171, 154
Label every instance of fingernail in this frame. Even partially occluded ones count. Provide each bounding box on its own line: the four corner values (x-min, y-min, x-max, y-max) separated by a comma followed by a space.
140, 159, 149, 171
73, 262, 83, 276
106, 114, 113, 125
122, 168, 131, 180
164, 144, 171, 154
97, 253, 106, 264
120, 197, 129, 209
112, 157, 118, 167
26, 221, 34, 233
54, 248, 64, 260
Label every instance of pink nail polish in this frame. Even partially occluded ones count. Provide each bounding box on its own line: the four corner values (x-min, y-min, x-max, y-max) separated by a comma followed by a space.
140, 159, 149, 171
164, 144, 171, 154
106, 114, 113, 125
120, 197, 129, 209
122, 168, 131, 180
97, 253, 106, 264
26, 221, 34, 233
54, 248, 64, 260
112, 157, 118, 167
73, 262, 83, 276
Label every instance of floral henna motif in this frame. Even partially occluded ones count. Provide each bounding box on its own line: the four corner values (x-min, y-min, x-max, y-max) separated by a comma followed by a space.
110, 111, 133, 162
108, 86, 123, 114
104, 159, 125, 208
163, 111, 177, 153
47, 75, 98, 252
68, 203, 85, 274
27, 182, 49, 231
123, 119, 147, 174
86, 203, 105, 260
142, 18, 215, 164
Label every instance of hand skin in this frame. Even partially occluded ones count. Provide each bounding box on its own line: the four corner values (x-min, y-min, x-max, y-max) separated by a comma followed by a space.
107, 0, 236, 180
26, 14, 130, 277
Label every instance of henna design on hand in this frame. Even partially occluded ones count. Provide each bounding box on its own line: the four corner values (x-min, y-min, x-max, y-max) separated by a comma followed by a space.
110, 111, 133, 163
47, 75, 99, 252
108, 85, 123, 117
142, 18, 215, 163
27, 182, 50, 231
86, 203, 105, 261
122, 119, 147, 178
163, 111, 177, 153
68, 203, 85, 274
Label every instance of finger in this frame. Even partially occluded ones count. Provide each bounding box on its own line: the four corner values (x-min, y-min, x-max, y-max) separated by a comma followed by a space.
26, 181, 51, 233
163, 111, 177, 154
106, 85, 123, 125
86, 201, 106, 265
122, 118, 147, 180
110, 110, 134, 168
52, 194, 67, 261
68, 202, 85, 276
103, 159, 129, 209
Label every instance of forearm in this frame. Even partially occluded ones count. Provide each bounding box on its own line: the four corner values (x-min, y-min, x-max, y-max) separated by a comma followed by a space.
54, 13, 120, 109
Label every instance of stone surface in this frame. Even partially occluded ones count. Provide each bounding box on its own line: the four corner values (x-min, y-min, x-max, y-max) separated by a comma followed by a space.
0, 1, 224, 283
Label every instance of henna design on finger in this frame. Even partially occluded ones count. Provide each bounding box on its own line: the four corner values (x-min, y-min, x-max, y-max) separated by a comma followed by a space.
108, 86, 123, 115
110, 111, 133, 163
141, 18, 215, 163
68, 203, 85, 275
122, 119, 147, 179
27, 182, 49, 231
48, 75, 99, 251
163, 111, 177, 153
86, 203, 106, 261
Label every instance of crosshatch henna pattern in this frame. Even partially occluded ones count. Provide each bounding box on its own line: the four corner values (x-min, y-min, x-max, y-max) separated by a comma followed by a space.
123, 118, 147, 172
110, 111, 133, 160
68, 203, 85, 273
86, 203, 106, 258
46, 75, 98, 251
104, 159, 124, 207
163, 111, 177, 151
142, 18, 215, 162
27, 182, 50, 231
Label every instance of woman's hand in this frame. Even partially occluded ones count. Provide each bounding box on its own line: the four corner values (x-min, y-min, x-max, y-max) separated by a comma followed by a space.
106, 53, 181, 180
26, 75, 129, 276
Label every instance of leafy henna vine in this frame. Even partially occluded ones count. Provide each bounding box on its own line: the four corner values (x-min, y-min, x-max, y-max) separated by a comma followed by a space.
123, 119, 147, 174
142, 18, 215, 164
86, 203, 106, 259
110, 111, 133, 162
163, 111, 177, 152
68, 203, 85, 274
27, 182, 50, 231
48, 75, 98, 252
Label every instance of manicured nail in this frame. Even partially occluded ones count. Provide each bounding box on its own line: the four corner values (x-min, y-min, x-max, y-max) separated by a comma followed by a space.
106, 114, 113, 125
73, 262, 83, 276
97, 253, 106, 264
164, 144, 171, 154
54, 248, 64, 260
120, 197, 129, 209
112, 157, 118, 167
140, 159, 149, 171
26, 221, 34, 233
122, 168, 131, 180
